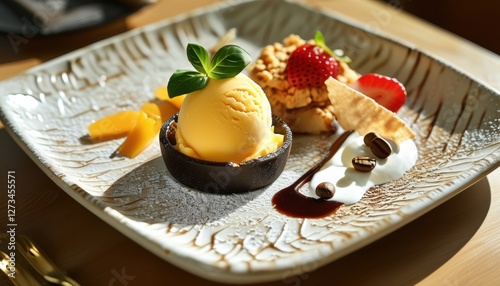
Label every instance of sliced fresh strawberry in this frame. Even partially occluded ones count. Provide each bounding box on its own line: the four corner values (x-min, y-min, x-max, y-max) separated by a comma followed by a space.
350, 73, 407, 112
287, 44, 339, 89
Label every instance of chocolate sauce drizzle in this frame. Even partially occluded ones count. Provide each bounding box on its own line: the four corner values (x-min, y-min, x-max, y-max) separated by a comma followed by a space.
272, 130, 354, 218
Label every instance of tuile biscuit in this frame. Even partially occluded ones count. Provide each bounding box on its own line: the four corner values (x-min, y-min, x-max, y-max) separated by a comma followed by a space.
325, 77, 415, 144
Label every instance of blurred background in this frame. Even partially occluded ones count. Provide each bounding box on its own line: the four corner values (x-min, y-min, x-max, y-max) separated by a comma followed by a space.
380, 0, 499, 54
0, 0, 498, 80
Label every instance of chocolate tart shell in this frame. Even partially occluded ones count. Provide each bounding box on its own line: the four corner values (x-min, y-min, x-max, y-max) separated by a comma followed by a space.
159, 114, 292, 194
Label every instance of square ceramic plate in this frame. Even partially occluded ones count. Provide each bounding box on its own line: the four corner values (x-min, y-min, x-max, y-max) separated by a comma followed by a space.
1, 0, 499, 283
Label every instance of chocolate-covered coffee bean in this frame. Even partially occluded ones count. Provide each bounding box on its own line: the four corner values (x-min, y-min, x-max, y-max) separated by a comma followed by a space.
352, 156, 376, 172
363, 132, 378, 146
370, 136, 392, 159
315, 182, 336, 199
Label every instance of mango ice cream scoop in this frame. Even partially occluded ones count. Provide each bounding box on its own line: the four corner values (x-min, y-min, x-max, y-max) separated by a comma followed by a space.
175, 73, 283, 164
160, 43, 291, 193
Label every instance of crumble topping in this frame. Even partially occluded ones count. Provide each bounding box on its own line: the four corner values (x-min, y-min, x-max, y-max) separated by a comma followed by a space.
249, 34, 360, 134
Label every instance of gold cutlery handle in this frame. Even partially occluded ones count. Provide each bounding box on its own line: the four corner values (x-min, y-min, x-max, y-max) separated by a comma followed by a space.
0, 250, 43, 286
16, 236, 80, 286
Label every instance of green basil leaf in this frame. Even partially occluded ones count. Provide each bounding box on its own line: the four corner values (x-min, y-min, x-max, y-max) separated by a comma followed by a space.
187, 43, 210, 74
208, 45, 251, 79
314, 30, 351, 63
167, 70, 209, 98
333, 48, 352, 63
314, 30, 334, 56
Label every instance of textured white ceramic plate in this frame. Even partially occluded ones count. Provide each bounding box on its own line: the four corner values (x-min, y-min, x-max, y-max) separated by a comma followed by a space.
1, 0, 499, 283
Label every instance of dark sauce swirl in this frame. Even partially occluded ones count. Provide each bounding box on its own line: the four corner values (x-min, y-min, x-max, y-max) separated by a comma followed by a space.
272, 130, 354, 218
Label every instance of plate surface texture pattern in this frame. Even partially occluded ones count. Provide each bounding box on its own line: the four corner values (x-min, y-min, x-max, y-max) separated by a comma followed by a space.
0, 0, 498, 283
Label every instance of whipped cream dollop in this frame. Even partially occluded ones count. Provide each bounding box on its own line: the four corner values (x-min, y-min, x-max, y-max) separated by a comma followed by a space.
308, 131, 418, 205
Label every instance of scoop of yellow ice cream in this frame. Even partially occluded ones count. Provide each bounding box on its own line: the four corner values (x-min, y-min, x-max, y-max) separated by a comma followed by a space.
176, 73, 282, 163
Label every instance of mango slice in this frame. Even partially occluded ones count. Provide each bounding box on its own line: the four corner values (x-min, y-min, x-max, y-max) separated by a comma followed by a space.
88, 110, 140, 141
88, 88, 185, 158
118, 111, 162, 158
154, 86, 186, 109
273, 133, 284, 148
140, 101, 178, 122
154, 86, 169, 100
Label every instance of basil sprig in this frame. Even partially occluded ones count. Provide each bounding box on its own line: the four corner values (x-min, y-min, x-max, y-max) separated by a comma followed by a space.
314, 30, 351, 63
167, 43, 251, 98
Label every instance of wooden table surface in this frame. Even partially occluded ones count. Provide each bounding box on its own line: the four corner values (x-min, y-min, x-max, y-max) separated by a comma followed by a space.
1, 0, 499, 285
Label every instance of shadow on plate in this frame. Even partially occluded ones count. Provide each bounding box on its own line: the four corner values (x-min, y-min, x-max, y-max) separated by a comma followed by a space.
100, 156, 269, 225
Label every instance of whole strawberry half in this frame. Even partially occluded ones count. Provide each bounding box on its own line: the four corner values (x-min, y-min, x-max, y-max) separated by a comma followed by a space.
287, 44, 339, 89
350, 73, 407, 112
